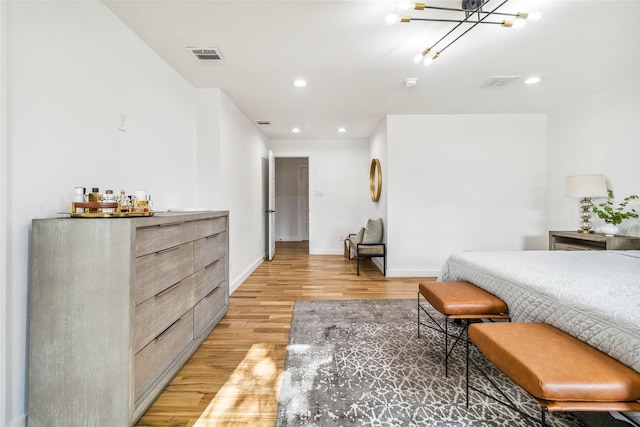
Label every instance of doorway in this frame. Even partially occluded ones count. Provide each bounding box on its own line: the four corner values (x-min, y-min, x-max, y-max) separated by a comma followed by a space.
274, 157, 309, 243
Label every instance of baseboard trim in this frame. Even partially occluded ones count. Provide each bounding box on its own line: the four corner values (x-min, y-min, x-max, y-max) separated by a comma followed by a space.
385, 268, 441, 278
230, 256, 263, 295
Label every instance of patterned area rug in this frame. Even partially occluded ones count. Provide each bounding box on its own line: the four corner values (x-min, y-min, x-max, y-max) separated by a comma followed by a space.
276, 299, 596, 427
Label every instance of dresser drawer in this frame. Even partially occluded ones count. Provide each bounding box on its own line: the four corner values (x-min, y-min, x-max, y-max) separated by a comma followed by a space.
194, 217, 227, 240
134, 242, 194, 305
194, 287, 226, 337
135, 221, 194, 257
134, 310, 194, 402
134, 273, 197, 354
194, 232, 226, 271
193, 258, 226, 303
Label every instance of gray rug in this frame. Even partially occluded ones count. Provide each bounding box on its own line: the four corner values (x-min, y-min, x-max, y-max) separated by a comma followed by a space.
276, 299, 630, 427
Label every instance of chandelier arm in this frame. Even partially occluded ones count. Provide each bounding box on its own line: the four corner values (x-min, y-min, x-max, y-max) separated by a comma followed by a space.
410, 18, 503, 24
438, 0, 510, 54
421, 7, 519, 19
424, 2, 487, 51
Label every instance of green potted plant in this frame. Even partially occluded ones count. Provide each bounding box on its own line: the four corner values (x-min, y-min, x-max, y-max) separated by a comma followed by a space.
592, 189, 639, 236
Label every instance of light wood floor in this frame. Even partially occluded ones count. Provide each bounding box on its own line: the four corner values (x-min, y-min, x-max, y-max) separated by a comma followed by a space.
136, 241, 435, 427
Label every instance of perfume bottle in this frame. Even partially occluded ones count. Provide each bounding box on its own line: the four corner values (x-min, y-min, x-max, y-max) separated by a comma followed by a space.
88, 187, 100, 212
103, 190, 115, 213
119, 190, 129, 213
134, 190, 148, 212
73, 187, 86, 213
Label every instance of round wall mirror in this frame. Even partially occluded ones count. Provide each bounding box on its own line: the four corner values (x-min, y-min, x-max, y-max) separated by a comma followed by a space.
370, 158, 382, 202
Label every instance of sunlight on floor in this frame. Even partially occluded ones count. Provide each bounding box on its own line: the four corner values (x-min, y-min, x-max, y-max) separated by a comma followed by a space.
192, 343, 282, 426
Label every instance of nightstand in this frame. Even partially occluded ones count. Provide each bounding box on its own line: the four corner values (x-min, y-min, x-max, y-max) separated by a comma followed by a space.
549, 230, 640, 251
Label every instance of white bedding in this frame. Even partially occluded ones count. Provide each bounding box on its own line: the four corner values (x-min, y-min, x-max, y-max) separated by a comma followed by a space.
438, 250, 640, 372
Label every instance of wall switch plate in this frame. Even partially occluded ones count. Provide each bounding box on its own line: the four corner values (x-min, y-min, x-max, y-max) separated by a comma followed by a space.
118, 113, 127, 132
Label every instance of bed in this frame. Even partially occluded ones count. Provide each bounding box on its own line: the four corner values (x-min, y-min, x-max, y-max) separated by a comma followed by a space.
438, 250, 640, 373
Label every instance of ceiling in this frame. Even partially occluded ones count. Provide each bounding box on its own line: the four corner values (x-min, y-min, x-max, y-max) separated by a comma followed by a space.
103, 0, 640, 140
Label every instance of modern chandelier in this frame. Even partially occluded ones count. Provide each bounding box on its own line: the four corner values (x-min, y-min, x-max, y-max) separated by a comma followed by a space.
385, 0, 541, 67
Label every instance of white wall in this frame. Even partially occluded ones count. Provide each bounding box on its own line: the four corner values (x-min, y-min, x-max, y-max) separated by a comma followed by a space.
547, 78, 640, 237
3, 2, 269, 425
0, 2, 8, 425
194, 88, 269, 291
196, 89, 223, 209
367, 120, 388, 273
6, 3, 197, 425
386, 114, 548, 277
218, 92, 269, 290
270, 139, 369, 254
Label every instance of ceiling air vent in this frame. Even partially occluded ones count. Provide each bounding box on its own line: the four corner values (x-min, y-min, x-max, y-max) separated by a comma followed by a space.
478, 76, 521, 89
188, 47, 225, 62
256, 121, 271, 125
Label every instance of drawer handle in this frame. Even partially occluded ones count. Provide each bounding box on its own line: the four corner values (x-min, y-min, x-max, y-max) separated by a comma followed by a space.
205, 259, 220, 270
204, 286, 221, 300
155, 319, 180, 341
159, 221, 186, 227
156, 245, 182, 255
156, 280, 182, 297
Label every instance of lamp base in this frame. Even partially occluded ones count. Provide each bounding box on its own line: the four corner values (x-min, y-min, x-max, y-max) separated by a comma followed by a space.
577, 197, 595, 234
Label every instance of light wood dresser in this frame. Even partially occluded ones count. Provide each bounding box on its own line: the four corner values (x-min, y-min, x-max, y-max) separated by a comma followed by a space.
28, 211, 229, 426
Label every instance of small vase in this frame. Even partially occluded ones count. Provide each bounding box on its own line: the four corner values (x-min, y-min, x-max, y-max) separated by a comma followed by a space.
601, 223, 619, 237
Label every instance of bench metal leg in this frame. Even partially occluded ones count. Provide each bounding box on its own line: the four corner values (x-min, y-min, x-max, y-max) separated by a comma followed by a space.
417, 291, 421, 338
418, 292, 469, 377
466, 343, 545, 427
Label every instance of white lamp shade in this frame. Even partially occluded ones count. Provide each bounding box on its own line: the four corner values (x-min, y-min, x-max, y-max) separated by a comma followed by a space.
565, 174, 608, 198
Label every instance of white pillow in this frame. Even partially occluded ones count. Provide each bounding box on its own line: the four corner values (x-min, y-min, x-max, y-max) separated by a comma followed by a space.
362, 218, 383, 244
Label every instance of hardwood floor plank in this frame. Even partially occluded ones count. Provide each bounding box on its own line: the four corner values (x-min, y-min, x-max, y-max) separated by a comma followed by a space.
136, 241, 435, 426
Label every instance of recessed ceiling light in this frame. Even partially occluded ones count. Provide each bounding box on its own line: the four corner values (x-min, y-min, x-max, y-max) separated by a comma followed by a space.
291, 127, 301, 133
293, 79, 307, 88
524, 76, 542, 85
337, 127, 347, 133
404, 77, 418, 87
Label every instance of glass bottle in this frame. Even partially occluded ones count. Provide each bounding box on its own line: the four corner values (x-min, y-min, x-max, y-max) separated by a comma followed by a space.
74, 187, 86, 213
103, 190, 115, 213
88, 187, 100, 212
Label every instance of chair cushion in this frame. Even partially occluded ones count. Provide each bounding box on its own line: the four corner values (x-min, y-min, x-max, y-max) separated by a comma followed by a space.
469, 322, 640, 403
362, 218, 383, 244
419, 281, 508, 316
356, 245, 384, 255
356, 227, 365, 243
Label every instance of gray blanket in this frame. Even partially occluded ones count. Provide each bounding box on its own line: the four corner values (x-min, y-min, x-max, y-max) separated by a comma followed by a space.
438, 250, 640, 373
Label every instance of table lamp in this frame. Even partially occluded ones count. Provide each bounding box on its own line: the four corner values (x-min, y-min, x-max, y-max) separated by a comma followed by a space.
565, 174, 608, 233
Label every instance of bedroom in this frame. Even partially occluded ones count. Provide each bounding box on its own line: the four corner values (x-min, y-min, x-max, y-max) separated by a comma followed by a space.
2, 0, 640, 426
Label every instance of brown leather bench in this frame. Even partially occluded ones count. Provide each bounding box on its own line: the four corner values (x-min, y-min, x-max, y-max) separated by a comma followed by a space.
418, 281, 509, 376
467, 322, 640, 426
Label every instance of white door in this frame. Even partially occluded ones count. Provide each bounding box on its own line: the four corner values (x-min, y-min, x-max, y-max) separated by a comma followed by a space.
268, 151, 276, 260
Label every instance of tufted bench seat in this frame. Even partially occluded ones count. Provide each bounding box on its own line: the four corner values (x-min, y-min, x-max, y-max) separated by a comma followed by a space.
467, 322, 640, 425
418, 281, 509, 376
